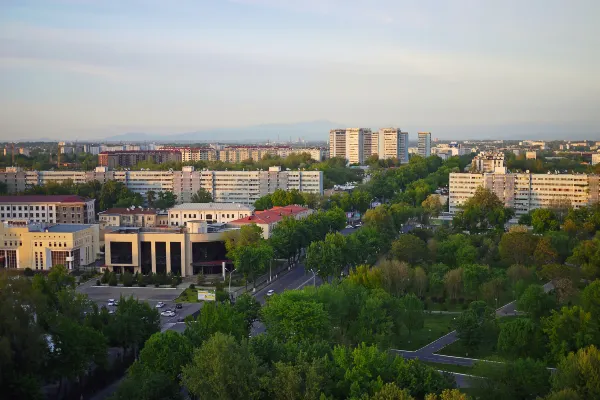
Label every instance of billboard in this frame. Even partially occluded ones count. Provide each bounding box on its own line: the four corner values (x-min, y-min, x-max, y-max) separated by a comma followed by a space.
197, 290, 216, 301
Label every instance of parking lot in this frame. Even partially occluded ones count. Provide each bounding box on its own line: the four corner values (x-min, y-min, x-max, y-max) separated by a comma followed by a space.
77, 280, 201, 328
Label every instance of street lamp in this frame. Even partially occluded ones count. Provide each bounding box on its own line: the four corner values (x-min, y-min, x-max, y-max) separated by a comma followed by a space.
309, 269, 316, 286
227, 267, 237, 296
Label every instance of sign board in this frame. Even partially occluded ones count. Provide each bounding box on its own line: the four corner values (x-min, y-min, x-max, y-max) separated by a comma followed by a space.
197, 290, 216, 301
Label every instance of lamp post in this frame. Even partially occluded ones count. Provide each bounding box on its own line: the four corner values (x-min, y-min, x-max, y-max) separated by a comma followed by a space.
227, 267, 237, 296
310, 269, 316, 286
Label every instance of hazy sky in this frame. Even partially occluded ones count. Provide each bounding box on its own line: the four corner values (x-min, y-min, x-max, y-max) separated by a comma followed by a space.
1, 0, 599, 140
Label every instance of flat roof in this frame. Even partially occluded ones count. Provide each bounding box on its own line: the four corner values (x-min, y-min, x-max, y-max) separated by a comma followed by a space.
0, 195, 91, 203
29, 224, 94, 233
170, 203, 254, 211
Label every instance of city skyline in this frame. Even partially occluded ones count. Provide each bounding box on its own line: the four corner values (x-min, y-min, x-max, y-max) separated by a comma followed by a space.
1, 0, 599, 140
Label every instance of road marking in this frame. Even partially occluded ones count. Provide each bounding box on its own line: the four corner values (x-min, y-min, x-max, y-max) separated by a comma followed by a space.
295, 276, 315, 290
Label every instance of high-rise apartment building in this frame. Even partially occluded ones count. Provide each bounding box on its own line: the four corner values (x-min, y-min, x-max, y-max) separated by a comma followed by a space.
345, 128, 372, 164
378, 128, 409, 163
418, 132, 431, 158
329, 129, 347, 159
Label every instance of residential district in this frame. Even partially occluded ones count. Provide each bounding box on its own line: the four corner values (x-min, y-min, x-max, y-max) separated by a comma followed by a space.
3, 132, 600, 400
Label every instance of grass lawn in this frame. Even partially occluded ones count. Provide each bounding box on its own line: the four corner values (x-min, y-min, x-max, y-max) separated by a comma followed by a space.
421, 361, 475, 375
175, 288, 199, 303
437, 316, 522, 359
395, 313, 456, 351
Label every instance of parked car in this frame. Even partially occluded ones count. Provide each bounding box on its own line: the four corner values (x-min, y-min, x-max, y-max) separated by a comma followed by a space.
107, 299, 115, 306
161, 310, 175, 317
177, 317, 184, 323
345, 225, 353, 229
267, 289, 275, 297
176, 303, 183, 309
113, 300, 119, 306
155, 302, 165, 308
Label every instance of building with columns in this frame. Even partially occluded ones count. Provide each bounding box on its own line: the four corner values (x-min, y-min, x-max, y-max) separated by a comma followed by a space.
104, 221, 238, 276
0, 221, 99, 270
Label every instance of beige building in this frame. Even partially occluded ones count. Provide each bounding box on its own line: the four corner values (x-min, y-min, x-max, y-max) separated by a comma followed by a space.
99, 207, 160, 229
471, 152, 506, 173
0, 166, 323, 206
167, 203, 254, 227
418, 132, 432, 158
0, 195, 95, 224
526, 151, 537, 160
104, 221, 237, 276
329, 129, 347, 159
449, 171, 592, 216
378, 128, 409, 162
0, 221, 99, 270
592, 153, 600, 166
346, 128, 373, 164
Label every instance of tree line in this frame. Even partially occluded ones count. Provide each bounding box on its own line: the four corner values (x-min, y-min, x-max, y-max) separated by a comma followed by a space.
0, 266, 160, 400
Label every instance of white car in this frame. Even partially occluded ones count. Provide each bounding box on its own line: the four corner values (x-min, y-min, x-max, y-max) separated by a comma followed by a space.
161, 310, 175, 317
108, 310, 115, 315
266, 290, 275, 297
113, 300, 119, 306
107, 299, 115, 306
345, 225, 353, 229
155, 302, 165, 308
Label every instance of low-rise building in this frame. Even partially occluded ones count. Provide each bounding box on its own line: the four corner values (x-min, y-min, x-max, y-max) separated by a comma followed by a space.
167, 203, 254, 227
98, 207, 159, 229
0, 221, 99, 270
228, 205, 313, 238
98, 150, 182, 168
0, 195, 95, 224
104, 221, 237, 276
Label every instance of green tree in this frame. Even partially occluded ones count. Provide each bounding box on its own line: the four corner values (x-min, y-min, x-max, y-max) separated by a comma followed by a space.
154, 191, 177, 209
462, 264, 490, 299
470, 358, 551, 400
305, 232, 349, 282
568, 236, 600, 280
372, 383, 414, 399
190, 188, 213, 203
454, 301, 497, 352
532, 208, 560, 233
413, 266, 428, 297
444, 268, 463, 300
534, 237, 560, 266
130, 330, 192, 382
391, 234, 427, 265
254, 194, 273, 211
225, 224, 273, 289
400, 293, 424, 336
517, 284, 556, 320
184, 301, 247, 347
182, 333, 261, 400
497, 317, 545, 359
379, 260, 413, 297
232, 293, 261, 331
452, 187, 513, 232
146, 190, 157, 207
581, 280, 600, 320
542, 306, 596, 363
499, 231, 538, 266
109, 368, 182, 400
425, 390, 470, 400
552, 345, 600, 399
422, 194, 443, 217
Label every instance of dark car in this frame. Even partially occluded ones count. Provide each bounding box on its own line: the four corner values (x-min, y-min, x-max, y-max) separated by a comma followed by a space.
176, 303, 183, 309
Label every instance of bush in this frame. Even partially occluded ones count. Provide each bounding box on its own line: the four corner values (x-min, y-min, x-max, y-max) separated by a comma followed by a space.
23, 267, 34, 277
96, 279, 101, 286
197, 274, 205, 285
122, 271, 133, 287
108, 272, 118, 286
101, 269, 110, 284
154, 283, 160, 288
138, 275, 147, 287
189, 283, 195, 289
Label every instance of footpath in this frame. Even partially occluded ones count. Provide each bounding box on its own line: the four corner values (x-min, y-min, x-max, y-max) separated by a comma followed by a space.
392, 281, 555, 387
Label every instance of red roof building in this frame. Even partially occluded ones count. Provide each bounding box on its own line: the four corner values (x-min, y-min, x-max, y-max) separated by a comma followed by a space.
228, 205, 313, 238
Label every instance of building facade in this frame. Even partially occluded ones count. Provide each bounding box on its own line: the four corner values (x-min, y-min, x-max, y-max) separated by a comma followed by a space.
167, 203, 254, 226
0, 195, 95, 224
99, 207, 160, 229
104, 221, 236, 276
329, 129, 347, 159
471, 152, 506, 173
0, 221, 99, 270
0, 166, 323, 205
98, 150, 182, 168
228, 205, 313, 238
449, 171, 592, 216
378, 128, 409, 163
418, 132, 432, 158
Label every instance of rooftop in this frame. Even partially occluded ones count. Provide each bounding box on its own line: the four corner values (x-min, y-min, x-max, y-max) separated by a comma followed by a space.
27, 223, 94, 233
0, 195, 91, 203
99, 207, 158, 215
229, 205, 309, 225
99, 150, 180, 155
170, 203, 254, 211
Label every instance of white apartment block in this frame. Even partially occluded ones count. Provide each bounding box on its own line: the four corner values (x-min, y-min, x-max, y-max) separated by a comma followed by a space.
592, 153, 600, 166
378, 128, 409, 163
449, 171, 593, 216
418, 132, 432, 158
471, 152, 506, 173
216, 146, 326, 163
0, 166, 323, 206
167, 203, 254, 226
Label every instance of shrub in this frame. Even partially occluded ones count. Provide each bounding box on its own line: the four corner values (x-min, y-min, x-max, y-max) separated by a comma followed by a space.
122, 271, 133, 287
189, 283, 195, 289
108, 272, 118, 286
23, 267, 34, 277
197, 274, 205, 285
96, 279, 101, 286
101, 269, 110, 284
154, 283, 160, 288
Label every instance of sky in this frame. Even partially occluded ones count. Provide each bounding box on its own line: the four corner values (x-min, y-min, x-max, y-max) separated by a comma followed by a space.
0, 0, 599, 140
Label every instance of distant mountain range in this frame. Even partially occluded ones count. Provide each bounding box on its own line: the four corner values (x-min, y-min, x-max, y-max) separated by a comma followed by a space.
103, 120, 345, 143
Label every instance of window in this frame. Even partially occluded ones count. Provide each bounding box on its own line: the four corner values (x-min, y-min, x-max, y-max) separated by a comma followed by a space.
64, 242, 67, 247
36, 206, 39, 210
18, 206, 22, 211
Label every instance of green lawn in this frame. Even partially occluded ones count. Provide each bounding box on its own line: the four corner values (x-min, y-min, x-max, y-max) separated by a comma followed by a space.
175, 288, 199, 303
394, 313, 456, 351
437, 316, 522, 359
421, 361, 475, 375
